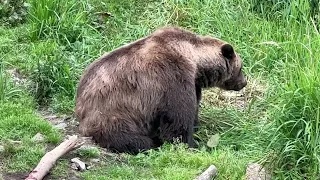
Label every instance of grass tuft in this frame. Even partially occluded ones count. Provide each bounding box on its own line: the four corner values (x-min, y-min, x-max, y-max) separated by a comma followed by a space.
27, 0, 89, 44
0, 62, 24, 102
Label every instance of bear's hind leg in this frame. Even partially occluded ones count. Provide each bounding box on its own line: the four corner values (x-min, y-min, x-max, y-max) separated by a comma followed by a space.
93, 131, 156, 155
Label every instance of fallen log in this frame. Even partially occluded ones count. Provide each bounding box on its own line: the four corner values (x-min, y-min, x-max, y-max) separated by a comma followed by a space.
25, 135, 83, 180
194, 165, 217, 180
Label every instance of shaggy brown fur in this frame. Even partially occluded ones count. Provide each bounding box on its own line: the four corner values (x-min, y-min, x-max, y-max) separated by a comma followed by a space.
75, 26, 247, 154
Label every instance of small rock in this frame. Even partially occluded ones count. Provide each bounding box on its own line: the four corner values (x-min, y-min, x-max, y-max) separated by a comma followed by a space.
90, 158, 100, 163
71, 157, 87, 171
0, 145, 4, 153
54, 122, 67, 130
32, 133, 45, 142
70, 177, 82, 180
246, 163, 271, 180
79, 136, 94, 144
70, 163, 78, 170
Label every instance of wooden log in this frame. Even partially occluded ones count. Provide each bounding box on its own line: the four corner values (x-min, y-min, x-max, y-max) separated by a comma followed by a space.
194, 165, 217, 180
25, 135, 83, 180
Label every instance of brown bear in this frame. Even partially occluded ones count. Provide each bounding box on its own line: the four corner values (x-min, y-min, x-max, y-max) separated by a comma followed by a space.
74, 26, 247, 154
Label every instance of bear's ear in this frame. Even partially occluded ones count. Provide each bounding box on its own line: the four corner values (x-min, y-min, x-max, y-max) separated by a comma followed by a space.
221, 44, 235, 60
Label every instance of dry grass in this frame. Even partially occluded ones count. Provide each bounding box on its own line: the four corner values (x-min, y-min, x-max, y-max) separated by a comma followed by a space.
201, 76, 268, 110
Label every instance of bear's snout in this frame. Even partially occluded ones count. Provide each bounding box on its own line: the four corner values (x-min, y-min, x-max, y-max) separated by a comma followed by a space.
234, 80, 247, 91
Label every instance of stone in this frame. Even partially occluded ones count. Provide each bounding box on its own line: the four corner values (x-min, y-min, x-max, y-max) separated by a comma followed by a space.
71, 157, 87, 171
246, 163, 271, 180
90, 158, 100, 163
32, 133, 45, 142
54, 122, 67, 130
70, 163, 78, 170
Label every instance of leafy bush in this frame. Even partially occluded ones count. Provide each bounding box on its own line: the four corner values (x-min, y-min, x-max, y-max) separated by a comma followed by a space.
0, 0, 30, 26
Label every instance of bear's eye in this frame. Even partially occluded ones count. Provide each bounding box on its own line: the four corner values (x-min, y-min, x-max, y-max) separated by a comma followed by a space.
237, 65, 243, 76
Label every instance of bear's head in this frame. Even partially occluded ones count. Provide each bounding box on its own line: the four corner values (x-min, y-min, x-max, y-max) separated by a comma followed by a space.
218, 43, 247, 91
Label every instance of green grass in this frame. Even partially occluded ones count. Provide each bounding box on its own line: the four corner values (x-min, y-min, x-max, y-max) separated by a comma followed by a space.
265, 26, 320, 179
0, 98, 62, 173
0, 0, 320, 179
81, 143, 260, 180
77, 146, 101, 158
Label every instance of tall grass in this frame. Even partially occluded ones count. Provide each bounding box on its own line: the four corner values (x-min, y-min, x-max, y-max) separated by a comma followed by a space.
250, 0, 319, 23
0, 61, 23, 102
258, 4, 320, 177
267, 33, 320, 178
27, 0, 89, 44
28, 40, 81, 107
160, 0, 320, 178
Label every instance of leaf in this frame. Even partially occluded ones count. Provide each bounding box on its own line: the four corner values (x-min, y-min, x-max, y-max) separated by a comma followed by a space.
207, 134, 220, 148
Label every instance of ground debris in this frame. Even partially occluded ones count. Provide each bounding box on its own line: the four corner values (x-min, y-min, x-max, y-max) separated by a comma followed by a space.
194, 165, 217, 180
202, 77, 267, 110
90, 158, 100, 163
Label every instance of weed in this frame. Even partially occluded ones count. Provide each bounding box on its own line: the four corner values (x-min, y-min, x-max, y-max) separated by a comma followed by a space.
81, 143, 258, 180
250, 0, 320, 25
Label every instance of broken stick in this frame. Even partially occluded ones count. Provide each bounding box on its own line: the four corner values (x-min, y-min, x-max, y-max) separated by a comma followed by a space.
194, 165, 217, 180
25, 135, 83, 180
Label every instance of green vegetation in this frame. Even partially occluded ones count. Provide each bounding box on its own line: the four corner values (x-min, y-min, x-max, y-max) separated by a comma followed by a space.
82, 143, 260, 180
77, 147, 100, 158
0, 97, 62, 173
0, 0, 319, 179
